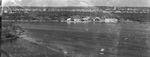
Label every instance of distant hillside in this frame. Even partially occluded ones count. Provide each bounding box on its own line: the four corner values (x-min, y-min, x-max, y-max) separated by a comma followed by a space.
115, 13, 150, 22
2, 6, 150, 22
2, 6, 150, 10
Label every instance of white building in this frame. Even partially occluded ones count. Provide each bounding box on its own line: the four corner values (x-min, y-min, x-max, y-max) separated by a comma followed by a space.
104, 18, 118, 23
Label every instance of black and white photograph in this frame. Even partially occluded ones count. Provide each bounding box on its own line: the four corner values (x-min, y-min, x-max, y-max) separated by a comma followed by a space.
1, 0, 150, 57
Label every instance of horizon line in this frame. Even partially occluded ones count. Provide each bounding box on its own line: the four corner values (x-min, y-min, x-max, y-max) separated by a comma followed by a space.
1, 5, 150, 8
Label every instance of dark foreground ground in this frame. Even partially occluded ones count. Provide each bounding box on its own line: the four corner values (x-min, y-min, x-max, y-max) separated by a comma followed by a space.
1, 22, 150, 57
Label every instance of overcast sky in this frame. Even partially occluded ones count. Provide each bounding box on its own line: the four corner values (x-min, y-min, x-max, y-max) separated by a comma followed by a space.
2, 0, 150, 7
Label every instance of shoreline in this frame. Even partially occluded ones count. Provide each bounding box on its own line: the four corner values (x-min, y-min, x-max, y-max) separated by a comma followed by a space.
19, 31, 64, 53
3, 20, 148, 23
1, 31, 67, 57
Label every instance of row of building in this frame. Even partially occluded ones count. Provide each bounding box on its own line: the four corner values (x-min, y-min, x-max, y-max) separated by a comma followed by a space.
2, 7, 150, 14
65, 16, 118, 23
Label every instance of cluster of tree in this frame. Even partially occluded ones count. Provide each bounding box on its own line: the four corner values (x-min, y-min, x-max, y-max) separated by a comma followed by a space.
115, 13, 150, 22
1, 23, 24, 42
2, 11, 150, 22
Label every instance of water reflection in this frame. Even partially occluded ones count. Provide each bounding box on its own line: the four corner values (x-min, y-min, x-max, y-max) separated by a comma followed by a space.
21, 23, 121, 57
3, 22, 150, 57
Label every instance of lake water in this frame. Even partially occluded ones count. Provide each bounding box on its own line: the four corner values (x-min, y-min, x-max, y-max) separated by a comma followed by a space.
2, 22, 150, 57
